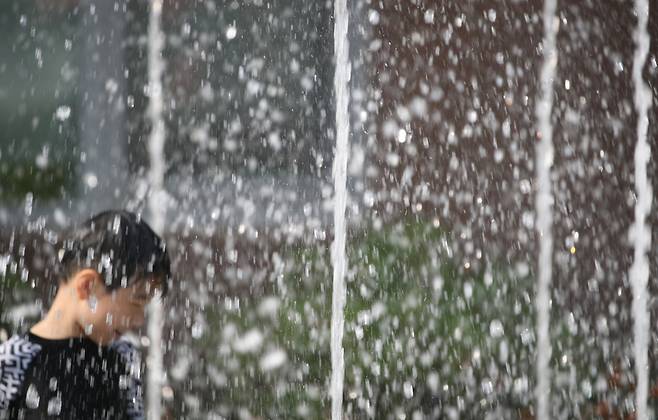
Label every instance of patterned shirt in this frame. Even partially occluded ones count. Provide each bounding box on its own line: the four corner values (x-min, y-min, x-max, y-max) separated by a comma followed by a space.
0, 332, 143, 419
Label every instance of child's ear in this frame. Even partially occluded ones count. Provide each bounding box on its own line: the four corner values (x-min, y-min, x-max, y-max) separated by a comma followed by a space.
73, 269, 102, 301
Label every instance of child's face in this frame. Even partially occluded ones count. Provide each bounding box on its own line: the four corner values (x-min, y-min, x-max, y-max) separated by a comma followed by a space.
80, 278, 158, 345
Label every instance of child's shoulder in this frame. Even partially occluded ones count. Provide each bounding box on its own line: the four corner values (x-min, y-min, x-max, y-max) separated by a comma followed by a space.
0, 334, 42, 409
0, 333, 42, 352
0, 333, 43, 372
110, 337, 144, 419
110, 336, 141, 368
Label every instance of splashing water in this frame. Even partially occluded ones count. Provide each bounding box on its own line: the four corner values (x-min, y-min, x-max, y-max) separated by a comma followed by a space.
47, 394, 62, 416
330, 0, 350, 418
534, 1, 558, 419
630, 0, 653, 418
146, 0, 166, 418
25, 383, 40, 409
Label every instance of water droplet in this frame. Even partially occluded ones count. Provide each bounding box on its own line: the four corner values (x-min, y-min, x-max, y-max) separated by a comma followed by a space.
226, 25, 237, 40
105, 78, 118, 95
514, 377, 529, 395
35, 146, 49, 169
47, 394, 62, 415
481, 379, 494, 395
448, 130, 457, 144
118, 375, 129, 390
25, 384, 40, 409
368, 10, 380, 25
35, 50, 43, 69
403, 382, 414, 399
24, 192, 33, 217
85, 324, 93, 335
55, 105, 71, 121
463, 282, 473, 300
519, 179, 532, 194
466, 109, 478, 123
489, 319, 504, 338
396, 128, 407, 143
484, 270, 493, 287
181, 22, 191, 36
112, 216, 121, 234
259, 349, 287, 371
84, 173, 98, 189
432, 276, 443, 292
424, 9, 435, 24
88, 296, 98, 313
191, 321, 204, 339
581, 380, 592, 398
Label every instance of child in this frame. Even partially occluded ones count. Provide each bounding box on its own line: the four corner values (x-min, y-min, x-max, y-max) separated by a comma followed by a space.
0, 210, 171, 419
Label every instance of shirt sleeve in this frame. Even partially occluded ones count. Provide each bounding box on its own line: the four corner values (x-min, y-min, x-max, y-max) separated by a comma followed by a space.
0, 335, 41, 410
112, 339, 145, 420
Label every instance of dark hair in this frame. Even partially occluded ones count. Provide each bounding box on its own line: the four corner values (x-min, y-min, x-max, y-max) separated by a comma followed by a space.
57, 210, 171, 296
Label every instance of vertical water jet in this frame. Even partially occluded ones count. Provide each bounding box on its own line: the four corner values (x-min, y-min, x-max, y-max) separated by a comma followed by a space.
146, 0, 166, 418
535, 1, 558, 419
330, 0, 350, 418
630, 1, 652, 419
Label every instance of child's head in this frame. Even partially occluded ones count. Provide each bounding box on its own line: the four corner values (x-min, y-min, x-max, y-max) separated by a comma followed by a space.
55, 210, 171, 344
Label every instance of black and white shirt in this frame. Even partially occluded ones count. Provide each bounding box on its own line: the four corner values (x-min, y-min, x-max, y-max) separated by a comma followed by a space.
0, 332, 143, 419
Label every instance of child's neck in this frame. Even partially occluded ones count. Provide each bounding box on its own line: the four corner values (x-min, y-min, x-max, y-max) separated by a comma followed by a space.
30, 286, 84, 340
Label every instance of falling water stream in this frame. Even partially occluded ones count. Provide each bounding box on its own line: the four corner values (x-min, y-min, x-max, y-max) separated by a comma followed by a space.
535, 1, 558, 419
4, 1, 658, 419
330, 0, 350, 418
146, 0, 166, 418
630, 0, 652, 418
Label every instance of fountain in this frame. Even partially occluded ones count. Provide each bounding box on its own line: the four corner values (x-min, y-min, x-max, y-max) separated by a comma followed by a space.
0, 1, 656, 418
330, 0, 350, 418
630, 0, 653, 419
146, 0, 166, 418
534, 1, 558, 418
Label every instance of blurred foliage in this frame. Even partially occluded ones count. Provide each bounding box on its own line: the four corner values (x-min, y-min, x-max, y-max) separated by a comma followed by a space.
172, 219, 538, 418
0, 160, 77, 201
0, 2, 80, 203
0, 271, 39, 335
